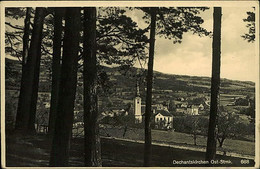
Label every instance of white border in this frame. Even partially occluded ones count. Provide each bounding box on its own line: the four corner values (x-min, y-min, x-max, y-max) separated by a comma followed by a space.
0, 1, 259, 7
254, 2, 259, 169
1, 2, 6, 169
1, 1, 259, 169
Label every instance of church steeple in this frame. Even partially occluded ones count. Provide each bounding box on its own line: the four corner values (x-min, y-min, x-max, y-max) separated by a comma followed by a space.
136, 81, 140, 97
134, 80, 142, 123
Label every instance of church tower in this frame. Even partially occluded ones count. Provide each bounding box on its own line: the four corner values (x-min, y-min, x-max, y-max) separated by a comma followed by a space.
134, 81, 142, 123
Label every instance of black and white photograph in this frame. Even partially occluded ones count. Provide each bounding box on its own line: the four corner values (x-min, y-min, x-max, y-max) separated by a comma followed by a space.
1, 1, 259, 168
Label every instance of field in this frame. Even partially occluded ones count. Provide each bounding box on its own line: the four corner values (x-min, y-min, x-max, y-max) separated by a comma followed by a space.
219, 93, 246, 106
99, 126, 255, 157
6, 133, 255, 167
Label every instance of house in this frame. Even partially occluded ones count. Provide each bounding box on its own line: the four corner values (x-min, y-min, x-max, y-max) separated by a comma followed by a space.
194, 103, 204, 110
177, 97, 185, 101
101, 108, 128, 119
176, 103, 188, 108
175, 103, 200, 115
101, 111, 115, 117
175, 103, 188, 114
154, 110, 173, 129
187, 105, 199, 115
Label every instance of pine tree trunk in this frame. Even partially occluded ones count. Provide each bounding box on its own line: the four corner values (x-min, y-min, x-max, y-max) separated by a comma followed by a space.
22, 7, 31, 66
27, 40, 41, 132
48, 7, 65, 135
15, 7, 31, 131
83, 7, 102, 167
49, 8, 81, 166
15, 8, 45, 132
205, 7, 222, 164
28, 8, 47, 132
144, 7, 156, 167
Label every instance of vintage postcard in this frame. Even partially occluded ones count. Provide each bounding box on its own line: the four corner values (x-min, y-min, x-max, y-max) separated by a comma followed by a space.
1, 0, 259, 168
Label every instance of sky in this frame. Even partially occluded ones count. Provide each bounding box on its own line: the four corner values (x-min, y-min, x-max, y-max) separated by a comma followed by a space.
130, 7, 257, 82
5, 7, 257, 82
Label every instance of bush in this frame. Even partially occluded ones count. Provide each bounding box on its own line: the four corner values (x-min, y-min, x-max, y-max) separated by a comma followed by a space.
235, 98, 248, 106
172, 115, 208, 135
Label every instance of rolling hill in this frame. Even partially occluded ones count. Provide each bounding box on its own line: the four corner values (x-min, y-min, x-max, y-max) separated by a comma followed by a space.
5, 57, 255, 98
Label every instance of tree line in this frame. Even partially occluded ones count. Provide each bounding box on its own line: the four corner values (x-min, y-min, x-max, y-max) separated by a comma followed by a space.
5, 6, 255, 167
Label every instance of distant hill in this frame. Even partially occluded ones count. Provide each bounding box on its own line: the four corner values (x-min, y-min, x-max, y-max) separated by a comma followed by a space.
100, 65, 255, 96
5, 58, 255, 97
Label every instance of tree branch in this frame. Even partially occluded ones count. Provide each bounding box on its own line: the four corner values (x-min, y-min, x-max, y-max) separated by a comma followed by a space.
5, 22, 24, 30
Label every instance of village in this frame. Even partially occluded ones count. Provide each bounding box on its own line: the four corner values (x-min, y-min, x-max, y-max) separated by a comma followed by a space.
6, 57, 253, 136
27, 80, 251, 134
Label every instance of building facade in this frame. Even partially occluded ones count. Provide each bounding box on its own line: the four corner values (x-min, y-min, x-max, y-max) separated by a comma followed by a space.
134, 83, 142, 123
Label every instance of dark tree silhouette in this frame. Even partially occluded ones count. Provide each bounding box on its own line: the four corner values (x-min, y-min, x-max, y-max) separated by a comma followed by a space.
242, 10, 255, 42
139, 7, 210, 166
5, 8, 27, 62
83, 7, 102, 166
48, 7, 65, 135
144, 7, 157, 167
205, 7, 222, 164
21, 7, 31, 66
15, 7, 45, 132
49, 7, 81, 166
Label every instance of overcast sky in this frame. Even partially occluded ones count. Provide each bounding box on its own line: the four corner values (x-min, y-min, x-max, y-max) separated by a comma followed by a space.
130, 7, 257, 82
5, 7, 257, 82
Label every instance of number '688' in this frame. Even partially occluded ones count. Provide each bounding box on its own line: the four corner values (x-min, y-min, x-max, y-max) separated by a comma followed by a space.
240, 159, 249, 164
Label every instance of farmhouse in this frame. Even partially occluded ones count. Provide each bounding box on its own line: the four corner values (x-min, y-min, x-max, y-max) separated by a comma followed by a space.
154, 110, 173, 123
187, 105, 199, 115
154, 110, 173, 129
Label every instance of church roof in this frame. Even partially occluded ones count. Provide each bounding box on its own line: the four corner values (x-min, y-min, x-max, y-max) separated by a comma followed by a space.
139, 105, 172, 117
155, 110, 173, 117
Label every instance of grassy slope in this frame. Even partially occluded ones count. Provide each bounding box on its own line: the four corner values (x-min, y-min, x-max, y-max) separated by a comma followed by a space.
6, 134, 255, 167
100, 126, 255, 156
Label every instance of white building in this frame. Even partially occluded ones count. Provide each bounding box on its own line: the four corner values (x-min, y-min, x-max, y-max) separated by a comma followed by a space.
134, 83, 142, 123
187, 105, 199, 115
154, 110, 173, 129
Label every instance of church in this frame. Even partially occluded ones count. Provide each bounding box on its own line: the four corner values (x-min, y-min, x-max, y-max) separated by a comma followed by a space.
133, 83, 173, 129
133, 83, 142, 123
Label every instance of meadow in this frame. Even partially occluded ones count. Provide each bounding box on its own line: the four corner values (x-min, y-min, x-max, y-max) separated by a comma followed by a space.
99, 126, 255, 157
6, 134, 255, 167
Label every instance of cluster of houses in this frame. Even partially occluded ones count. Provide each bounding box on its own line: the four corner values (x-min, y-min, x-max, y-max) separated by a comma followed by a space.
38, 81, 208, 131
133, 85, 209, 130
68, 83, 209, 131
97, 84, 209, 130
175, 103, 204, 115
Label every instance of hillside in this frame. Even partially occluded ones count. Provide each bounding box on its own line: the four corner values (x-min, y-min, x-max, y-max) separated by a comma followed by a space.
100, 65, 255, 97
5, 57, 255, 100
